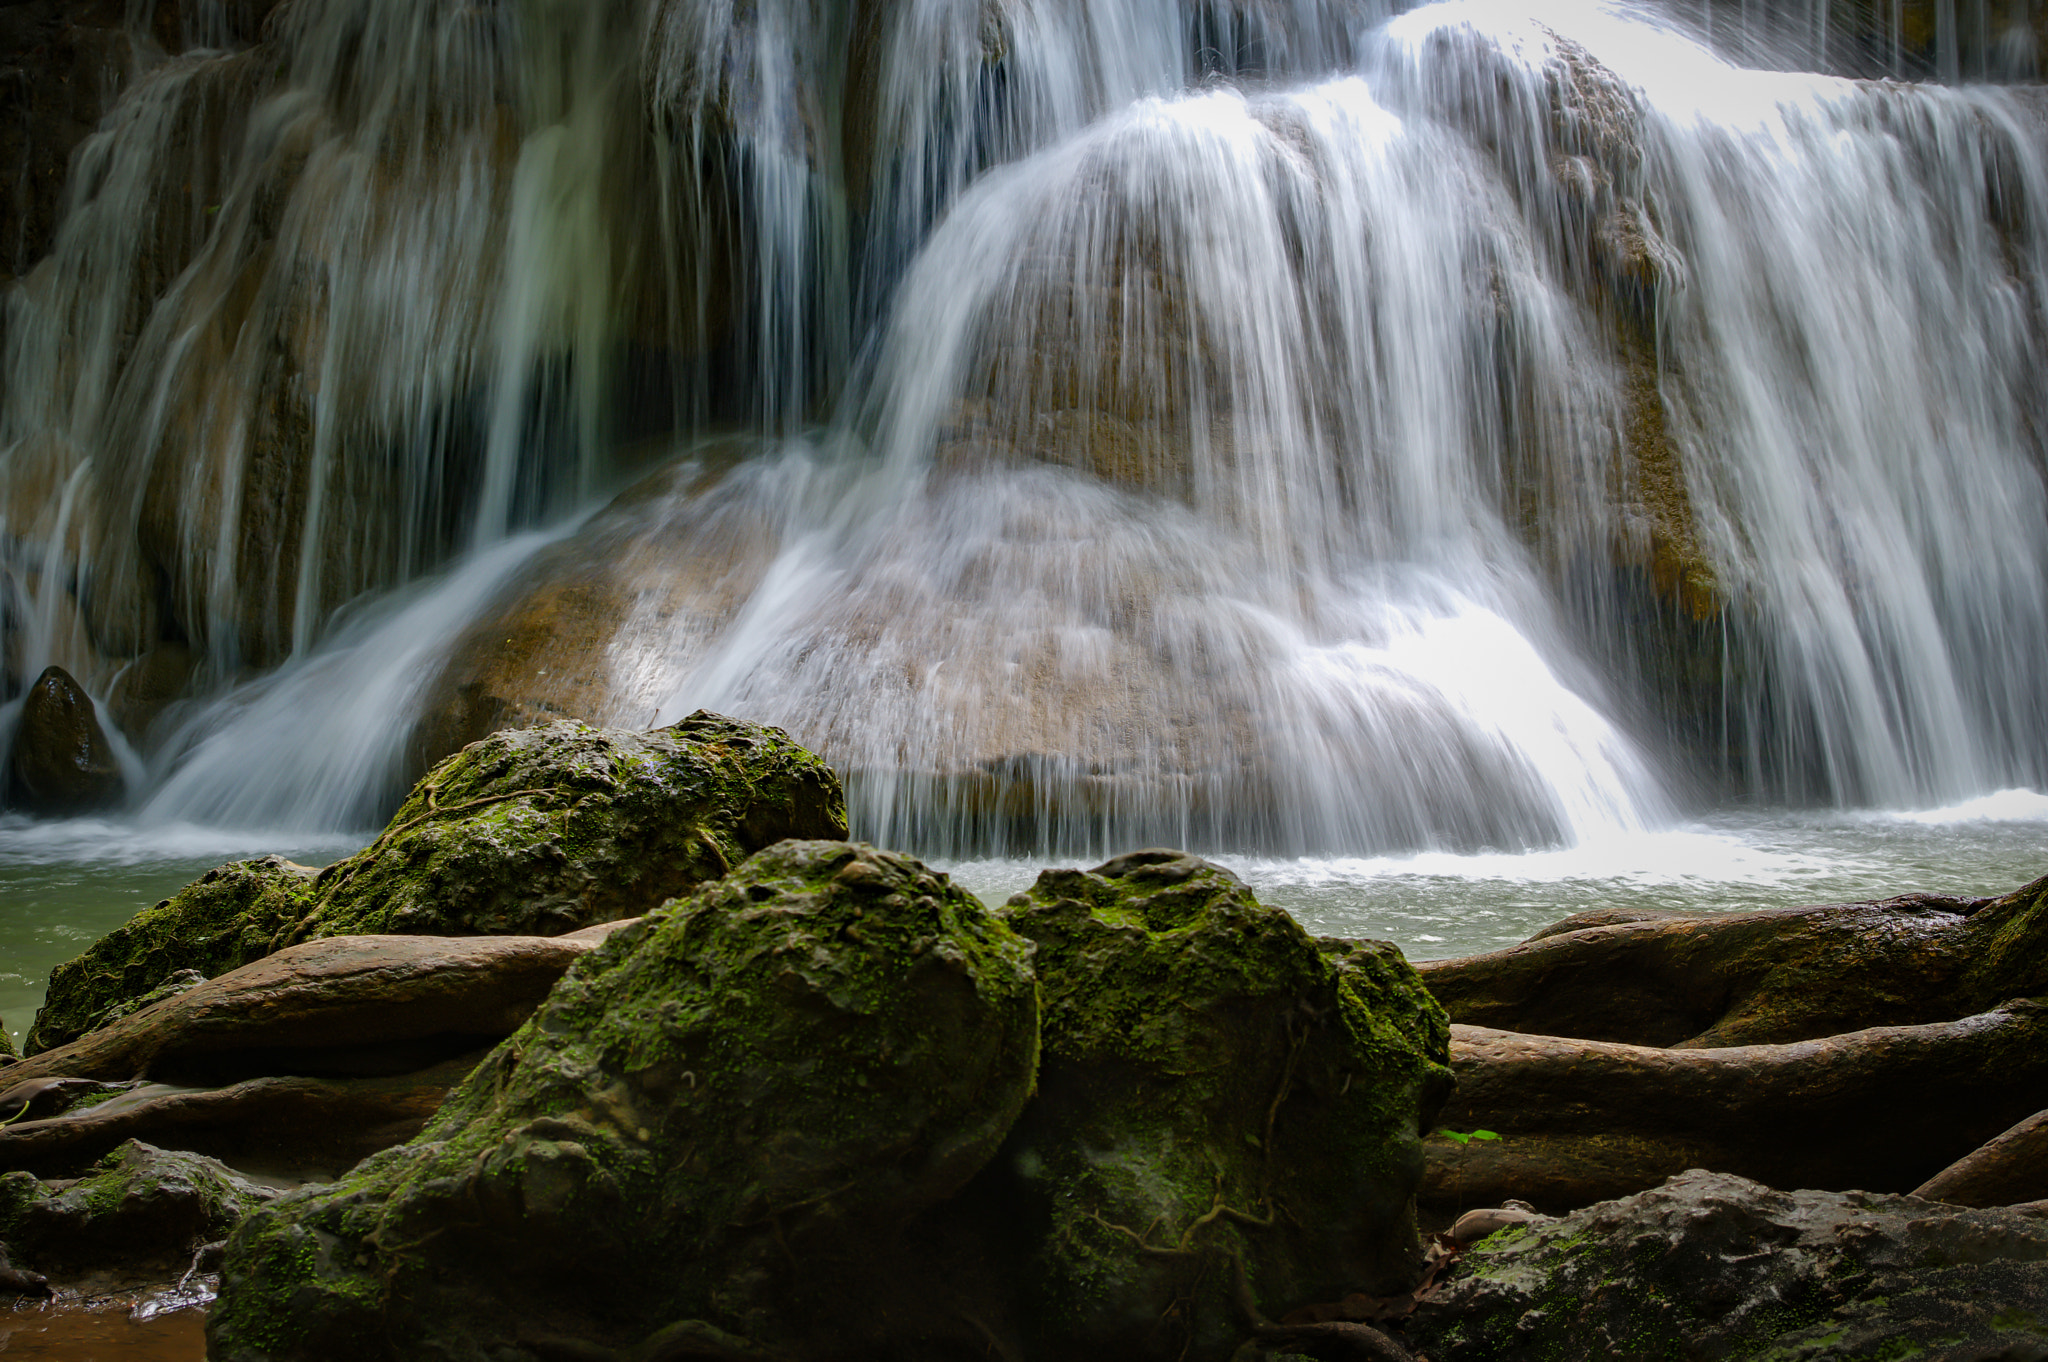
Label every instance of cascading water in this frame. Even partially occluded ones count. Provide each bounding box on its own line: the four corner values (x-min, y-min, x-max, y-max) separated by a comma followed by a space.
3, 0, 2047, 883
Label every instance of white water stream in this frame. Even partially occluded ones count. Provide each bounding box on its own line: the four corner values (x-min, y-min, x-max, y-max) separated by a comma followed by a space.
2, 0, 2046, 1031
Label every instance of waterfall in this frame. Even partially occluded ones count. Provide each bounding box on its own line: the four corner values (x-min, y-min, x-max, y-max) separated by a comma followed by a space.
3, 0, 2045, 857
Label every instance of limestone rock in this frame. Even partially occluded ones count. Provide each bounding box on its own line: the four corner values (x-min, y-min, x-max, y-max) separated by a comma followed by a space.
1415, 875, 2048, 1048
1403, 1169, 2048, 1361
1423, 1002, 2048, 1215
991, 850, 1454, 1361
0, 1139, 277, 1288
206, 841, 1040, 1362
291, 711, 846, 941
27, 855, 317, 1055
5, 665, 125, 815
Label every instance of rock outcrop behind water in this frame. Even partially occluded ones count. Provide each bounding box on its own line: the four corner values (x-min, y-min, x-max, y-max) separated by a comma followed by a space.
5, 665, 125, 815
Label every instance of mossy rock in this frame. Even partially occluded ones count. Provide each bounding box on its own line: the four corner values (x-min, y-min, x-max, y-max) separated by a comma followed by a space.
991, 849, 1454, 1361
289, 711, 847, 941
0, 1139, 276, 1283
208, 840, 1039, 1362
26, 856, 315, 1056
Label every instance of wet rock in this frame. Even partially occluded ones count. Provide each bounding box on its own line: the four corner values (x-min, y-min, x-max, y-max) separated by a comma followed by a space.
27, 856, 317, 1055
0, 1056, 483, 1182
1402, 1169, 2048, 1362
1415, 875, 2047, 1048
1423, 1001, 2048, 1216
5, 665, 125, 815
290, 711, 847, 941
0, 1139, 277, 1288
5, 925, 631, 1095
1916, 1106, 2048, 1209
990, 850, 1454, 1362
207, 841, 1040, 1362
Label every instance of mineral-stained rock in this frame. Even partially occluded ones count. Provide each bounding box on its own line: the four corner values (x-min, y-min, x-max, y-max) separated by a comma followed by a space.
288, 711, 847, 941
990, 850, 1454, 1362
5, 665, 125, 815
1916, 1106, 2048, 1209
207, 841, 1040, 1362
1423, 1002, 2048, 1215
1415, 874, 2048, 1048
0, 1139, 277, 1288
1402, 1169, 2048, 1361
27, 856, 317, 1055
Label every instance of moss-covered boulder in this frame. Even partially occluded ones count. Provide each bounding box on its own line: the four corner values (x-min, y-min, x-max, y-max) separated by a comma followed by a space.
1405, 1170, 2048, 1361
992, 850, 1453, 1362
0, 1139, 277, 1286
288, 711, 847, 942
26, 856, 315, 1056
208, 840, 1039, 1362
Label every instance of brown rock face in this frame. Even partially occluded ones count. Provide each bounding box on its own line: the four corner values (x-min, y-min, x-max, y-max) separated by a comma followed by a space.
6, 665, 124, 814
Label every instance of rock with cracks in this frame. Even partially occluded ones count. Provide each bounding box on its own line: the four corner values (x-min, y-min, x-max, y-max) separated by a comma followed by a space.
989, 850, 1453, 1362
206, 841, 1040, 1362
1402, 1169, 2048, 1361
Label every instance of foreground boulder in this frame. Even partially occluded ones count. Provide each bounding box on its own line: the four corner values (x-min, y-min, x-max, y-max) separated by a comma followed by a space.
1403, 1170, 2048, 1360
26, 856, 316, 1055
208, 841, 1040, 1362
287, 712, 846, 941
990, 850, 1453, 1360
29, 713, 846, 1049
1416, 875, 2048, 1047
5, 665, 125, 815
0, 1139, 277, 1290
1423, 1001, 2048, 1215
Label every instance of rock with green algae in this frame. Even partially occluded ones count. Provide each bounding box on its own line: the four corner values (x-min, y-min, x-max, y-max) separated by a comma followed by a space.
287, 710, 847, 942
989, 849, 1454, 1362
206, 840, 1039, 1362
0, 1138, 277, 1285
25, 856, 315, 1056
1402, 1169, 2048, 1361
29, 713, 847, 1058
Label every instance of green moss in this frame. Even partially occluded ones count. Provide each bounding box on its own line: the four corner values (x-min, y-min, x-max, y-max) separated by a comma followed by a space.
210, 840, 1037, 1362
292, 712, 847, 941
994, 850, 1452, 1360
26, 857, 315, 1055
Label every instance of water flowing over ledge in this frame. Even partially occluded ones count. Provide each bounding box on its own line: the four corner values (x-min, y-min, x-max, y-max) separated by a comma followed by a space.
1, 0, 2045, 865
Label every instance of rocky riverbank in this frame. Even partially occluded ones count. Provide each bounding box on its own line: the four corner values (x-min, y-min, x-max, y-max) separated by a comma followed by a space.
2, 717, 2045, 1359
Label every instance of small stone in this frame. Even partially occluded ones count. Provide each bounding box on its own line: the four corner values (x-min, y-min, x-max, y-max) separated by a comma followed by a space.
6, 665, 124, 816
